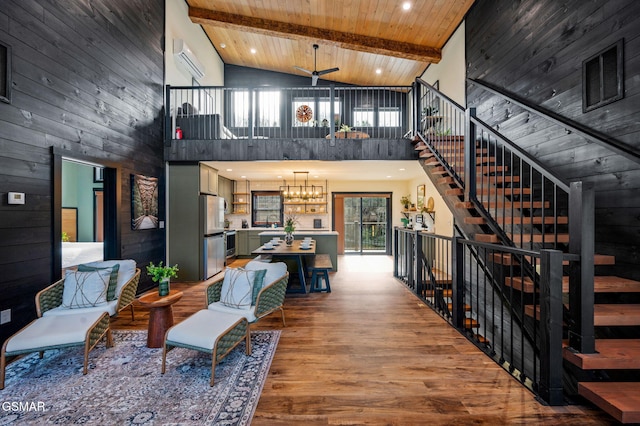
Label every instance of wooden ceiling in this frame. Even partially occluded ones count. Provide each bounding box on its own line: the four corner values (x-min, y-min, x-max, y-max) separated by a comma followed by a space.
185, 0, 475, 86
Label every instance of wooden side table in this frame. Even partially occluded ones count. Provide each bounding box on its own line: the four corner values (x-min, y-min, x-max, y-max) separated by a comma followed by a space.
137, 289, 183, 348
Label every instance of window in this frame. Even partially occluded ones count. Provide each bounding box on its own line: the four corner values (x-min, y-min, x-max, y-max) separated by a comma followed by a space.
0, 41, 11, 104
252, 191, 282, 227
317, 99, 341, 127
257, 90, 280, 127
378, 107, 400, 127
292, 97, 341, 127
353, 108, 374, 127
231, 90, 249, 127
583, 40, 624, 112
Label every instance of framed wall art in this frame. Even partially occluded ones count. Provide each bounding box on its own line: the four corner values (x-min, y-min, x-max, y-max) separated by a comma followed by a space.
417, 184, 426, 211
131, 174, 159, 230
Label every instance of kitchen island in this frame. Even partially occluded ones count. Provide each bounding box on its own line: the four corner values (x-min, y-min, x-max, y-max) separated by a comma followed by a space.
259, 230, 338, 271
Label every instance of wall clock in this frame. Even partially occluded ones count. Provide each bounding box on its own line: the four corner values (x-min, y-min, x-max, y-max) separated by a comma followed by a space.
296, 104, 313, 122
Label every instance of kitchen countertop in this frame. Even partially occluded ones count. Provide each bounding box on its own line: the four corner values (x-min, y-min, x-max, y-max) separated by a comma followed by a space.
236, 227, 332, 232
258, 230, 338, 235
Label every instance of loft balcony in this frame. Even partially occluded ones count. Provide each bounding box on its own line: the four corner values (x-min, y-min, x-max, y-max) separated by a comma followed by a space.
165, 85, 417, 162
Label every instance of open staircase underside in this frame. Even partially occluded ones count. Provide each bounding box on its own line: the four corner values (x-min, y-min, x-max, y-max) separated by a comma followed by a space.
414, 135, 640, 423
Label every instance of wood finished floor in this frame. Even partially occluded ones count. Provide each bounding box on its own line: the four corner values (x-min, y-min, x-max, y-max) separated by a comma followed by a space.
111, 256, 614, 425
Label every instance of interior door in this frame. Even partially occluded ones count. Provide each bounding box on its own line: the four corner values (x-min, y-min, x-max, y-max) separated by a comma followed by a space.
94, 189, 104, 242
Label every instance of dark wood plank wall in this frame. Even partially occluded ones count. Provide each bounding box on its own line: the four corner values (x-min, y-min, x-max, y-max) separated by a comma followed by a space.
466, 0, 640, 280
0, 0, 165, 343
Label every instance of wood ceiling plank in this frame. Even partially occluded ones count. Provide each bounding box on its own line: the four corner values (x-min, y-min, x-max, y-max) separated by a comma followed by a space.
189, 7, 442, 63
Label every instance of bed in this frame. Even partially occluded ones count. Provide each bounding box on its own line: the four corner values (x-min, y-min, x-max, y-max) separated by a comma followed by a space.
62, 242, 104, 269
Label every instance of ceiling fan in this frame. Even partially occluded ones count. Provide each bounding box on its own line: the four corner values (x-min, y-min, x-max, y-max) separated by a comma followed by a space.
294, 44, 339, 86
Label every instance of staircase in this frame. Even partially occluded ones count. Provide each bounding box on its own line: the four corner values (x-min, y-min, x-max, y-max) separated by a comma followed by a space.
412, 80, 640, 423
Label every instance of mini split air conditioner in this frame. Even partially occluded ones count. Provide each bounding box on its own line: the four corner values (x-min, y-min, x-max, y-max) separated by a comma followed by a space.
173, 39, 205, 80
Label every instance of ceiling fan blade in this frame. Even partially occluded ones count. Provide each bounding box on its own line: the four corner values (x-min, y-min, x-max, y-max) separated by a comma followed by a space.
316, 67, 339, 76
311, 74, 319, 86
293, 66, 313, 75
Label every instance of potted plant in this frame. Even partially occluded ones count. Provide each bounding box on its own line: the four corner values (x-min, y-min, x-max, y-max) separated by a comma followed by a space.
146, 261, 179, 296
284, 214, 297, 246
400, 195, 412, 210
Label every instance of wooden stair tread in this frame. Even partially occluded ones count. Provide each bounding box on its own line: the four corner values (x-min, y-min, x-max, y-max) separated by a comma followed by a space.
464, 318, 480, 329
493, 253, 614, 266
482, 200, 550, 209
477, 174, 521, 183
414, 141, 428, 150
578, 382, 640, 424
464, 217, 486, 225
594, 304, 640, 326
564, 339, 640, 370
508, 275, 638, 294
475, 233, 499, 243
445, 188, 463, 196
455, 201, 474, 209
447, 303, 471, 312
476, 187, 531, 195
498, 216, 568, 225
424, 289, 452, 298
508, 233, 570, 243
526, 304, 640, 325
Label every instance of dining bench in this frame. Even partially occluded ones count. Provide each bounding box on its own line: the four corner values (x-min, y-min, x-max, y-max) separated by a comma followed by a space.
309, 254, 333, 293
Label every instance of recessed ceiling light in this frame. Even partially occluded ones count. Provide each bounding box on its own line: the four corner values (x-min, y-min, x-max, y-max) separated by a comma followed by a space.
277, 176, 282, 179
399, 168, 405, 171
241, 175, 246, 179
314, 175, 319, 178
402, 2, 411, 11
376, 68, 382, 74
250, 48, 257, 54
220, 43, 226, 49
386, 175, 392, 178
226, 168, 232, 172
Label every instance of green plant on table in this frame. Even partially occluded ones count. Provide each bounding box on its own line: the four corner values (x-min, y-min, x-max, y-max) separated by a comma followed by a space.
284, 214, 298, 233
146, 261, 179, 282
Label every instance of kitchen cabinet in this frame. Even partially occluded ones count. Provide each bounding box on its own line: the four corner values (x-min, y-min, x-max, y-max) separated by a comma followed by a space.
199, 164, 218, 195
236, 229, 264, 257
218, 176, 233, 214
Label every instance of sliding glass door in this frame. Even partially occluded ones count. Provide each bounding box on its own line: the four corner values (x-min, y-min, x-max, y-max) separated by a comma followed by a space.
338, 194, 390, 254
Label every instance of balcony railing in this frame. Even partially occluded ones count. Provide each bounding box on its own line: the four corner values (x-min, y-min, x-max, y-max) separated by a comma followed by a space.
166, 85, 412, 142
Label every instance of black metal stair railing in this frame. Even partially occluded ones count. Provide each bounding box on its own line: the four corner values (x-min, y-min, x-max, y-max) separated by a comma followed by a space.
415, 78, 596, 355
393, 228, 566, 405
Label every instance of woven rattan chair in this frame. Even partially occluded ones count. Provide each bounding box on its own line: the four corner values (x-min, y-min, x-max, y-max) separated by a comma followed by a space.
205, 261, 288, 328
36, 260, 141, 320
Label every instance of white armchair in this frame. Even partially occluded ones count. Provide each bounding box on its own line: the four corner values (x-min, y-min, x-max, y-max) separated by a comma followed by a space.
36, 260, 140, 320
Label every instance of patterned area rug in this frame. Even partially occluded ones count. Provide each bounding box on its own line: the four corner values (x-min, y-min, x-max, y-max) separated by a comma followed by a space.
0, 329, 280, 425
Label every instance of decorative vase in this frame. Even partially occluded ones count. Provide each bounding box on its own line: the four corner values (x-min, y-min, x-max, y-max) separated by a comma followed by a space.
285, 232, 294, 246
158, 278, 170, 296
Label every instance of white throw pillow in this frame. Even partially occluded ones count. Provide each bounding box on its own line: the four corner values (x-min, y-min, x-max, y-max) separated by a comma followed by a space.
220, 268, 257, 309
244, 261, 287, 288
62, 269, 111, 309
80, 259, 136, 296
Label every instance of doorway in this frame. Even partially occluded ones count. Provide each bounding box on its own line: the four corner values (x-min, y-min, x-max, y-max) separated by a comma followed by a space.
52, 151, 121, 280
333, 193, 391, 254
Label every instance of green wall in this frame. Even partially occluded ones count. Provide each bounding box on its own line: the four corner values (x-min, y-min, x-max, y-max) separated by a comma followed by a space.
62, 161, 103, 242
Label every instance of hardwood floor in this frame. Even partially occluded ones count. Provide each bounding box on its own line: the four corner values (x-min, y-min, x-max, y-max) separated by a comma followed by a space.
112, 256, 614, 425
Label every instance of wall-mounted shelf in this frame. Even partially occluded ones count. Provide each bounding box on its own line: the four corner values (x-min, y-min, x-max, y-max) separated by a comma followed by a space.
231, 180, 250, 214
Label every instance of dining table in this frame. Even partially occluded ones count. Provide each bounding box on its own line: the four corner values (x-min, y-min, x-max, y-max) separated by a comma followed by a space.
252, 239, 316, 293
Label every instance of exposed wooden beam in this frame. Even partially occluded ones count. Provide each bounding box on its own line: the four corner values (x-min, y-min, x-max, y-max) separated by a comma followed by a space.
188, 7, 441, 63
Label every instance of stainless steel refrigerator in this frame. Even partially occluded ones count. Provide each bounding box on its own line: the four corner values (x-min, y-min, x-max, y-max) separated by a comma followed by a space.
201, 195, 226, 279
